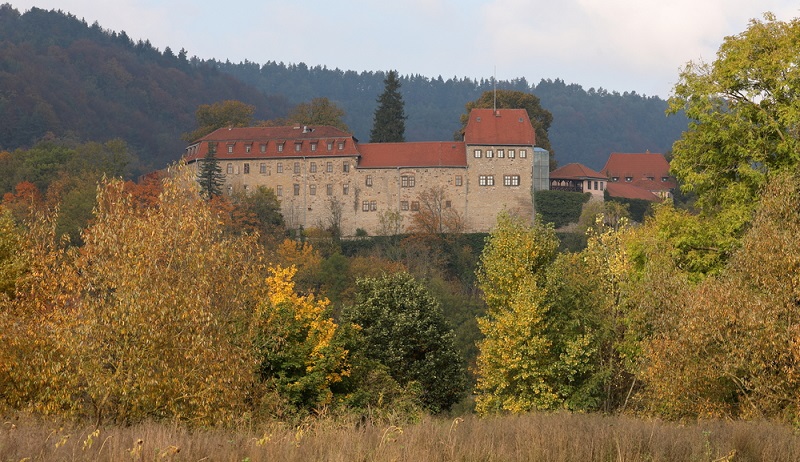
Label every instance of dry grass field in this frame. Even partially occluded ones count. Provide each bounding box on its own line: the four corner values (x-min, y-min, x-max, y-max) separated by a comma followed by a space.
2, 411, 799, 461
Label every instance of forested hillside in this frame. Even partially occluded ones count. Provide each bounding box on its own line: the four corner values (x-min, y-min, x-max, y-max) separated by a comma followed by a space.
216, 62, 688, 169
0, 5, 289, 172
0, 5, 686, 174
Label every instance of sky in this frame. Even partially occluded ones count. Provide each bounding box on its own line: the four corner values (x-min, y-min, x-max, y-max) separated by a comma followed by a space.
9, 1, 800, 98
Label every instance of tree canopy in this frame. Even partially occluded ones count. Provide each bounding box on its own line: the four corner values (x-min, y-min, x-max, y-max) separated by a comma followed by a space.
370, 70, 407, 143
183, 100, 256, 142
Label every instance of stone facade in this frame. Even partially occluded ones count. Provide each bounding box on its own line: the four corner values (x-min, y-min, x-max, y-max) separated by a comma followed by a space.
184, 109, 549, 236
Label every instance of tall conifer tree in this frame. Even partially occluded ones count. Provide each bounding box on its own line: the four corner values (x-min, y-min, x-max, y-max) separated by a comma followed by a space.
370, 70, 407, 142
198, 142, 224, 200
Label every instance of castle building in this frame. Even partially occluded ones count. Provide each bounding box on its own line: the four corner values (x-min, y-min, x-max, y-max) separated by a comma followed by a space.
183, 108, 549, 236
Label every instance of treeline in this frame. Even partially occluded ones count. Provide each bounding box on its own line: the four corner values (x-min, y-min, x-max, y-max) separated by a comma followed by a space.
0, 5, 289, 173
0, 5, 685, 175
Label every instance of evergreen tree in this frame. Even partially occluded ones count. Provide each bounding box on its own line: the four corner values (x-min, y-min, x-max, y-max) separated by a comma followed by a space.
370, 70, 407, 142
198, 142, 224, 200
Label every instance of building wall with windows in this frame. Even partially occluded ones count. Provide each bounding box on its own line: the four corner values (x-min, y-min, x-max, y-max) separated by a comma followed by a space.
184, 109, 548, 236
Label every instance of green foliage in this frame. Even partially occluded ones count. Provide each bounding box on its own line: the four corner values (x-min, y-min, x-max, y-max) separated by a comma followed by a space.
183, 100, 256, 142
198, 142, 224, 200
667, 13, 800, 251
370, 70, 407, 143
287, 97, 350, 131
343, 272, 467, 413
534, 190, 591, 228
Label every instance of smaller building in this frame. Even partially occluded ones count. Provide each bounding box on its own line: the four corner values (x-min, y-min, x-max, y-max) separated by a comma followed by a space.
601, 152, 676, 201
549, 163, 607, 200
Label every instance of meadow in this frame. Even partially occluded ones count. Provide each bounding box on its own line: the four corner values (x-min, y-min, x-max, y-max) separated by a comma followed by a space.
2, 411, 798, 461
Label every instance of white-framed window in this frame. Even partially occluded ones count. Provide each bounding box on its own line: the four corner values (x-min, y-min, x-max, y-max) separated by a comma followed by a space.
295, 143, 302, 152
260, 163, 267, 174
370, 200, 377, 211
474, 149, 482, 158
366, 175, 373, 186
486, 150, 493, 158
508, 149, 515, 158
497, 149, 504, 158
400, 201, 409, 211
504, 175, 520, 186
479, 175, 495, 186
276, 185, 283, 196
362, 201, 370, 212
226, 163, 233, 174
309, 184, 316, 195
326, 184, 333, 196
310, 162, 317, 173
625, 176, 633, 182
327, 162, 333, 173
401, 175, 415, 188
227, 144, 234, 153
277, 162, 283, 173
245, 144, 252, 153
327, 141, 333, 151
260, 143, 267, 153
277, 143, 284, 152
338, 141, 344, 150
520, 149, 527, 158
455, 175, 462, 186
294, 162, 300, 174
311, 142, 317, 151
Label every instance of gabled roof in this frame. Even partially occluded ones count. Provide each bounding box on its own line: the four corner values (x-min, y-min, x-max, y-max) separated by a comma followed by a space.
550, 163, 605, 180
184, 125, 358, 162
602, 152, 677, 190
606, 182, 661, 201
463, 109, 536, 146
357, 142, 467, 168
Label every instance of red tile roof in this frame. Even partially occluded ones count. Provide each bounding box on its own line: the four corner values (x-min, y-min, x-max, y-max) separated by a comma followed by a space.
184, 125, 358, 162
606, 182, 661, 201
463, 109, 536, 146
358, 142, 467, 168
550, 163, 605, 180
602, 152, 676, 186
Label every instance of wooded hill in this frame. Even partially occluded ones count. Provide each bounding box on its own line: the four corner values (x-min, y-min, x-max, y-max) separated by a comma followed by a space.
0, 5, 687, 175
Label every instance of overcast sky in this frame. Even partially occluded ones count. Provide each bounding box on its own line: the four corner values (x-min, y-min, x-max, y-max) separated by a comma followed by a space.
9, 1, 800, 98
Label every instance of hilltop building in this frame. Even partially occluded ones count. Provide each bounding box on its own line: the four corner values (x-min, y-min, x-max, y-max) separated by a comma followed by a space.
602, 152, 676, 200
548, 163, 607, 201
183, 108, 550, 236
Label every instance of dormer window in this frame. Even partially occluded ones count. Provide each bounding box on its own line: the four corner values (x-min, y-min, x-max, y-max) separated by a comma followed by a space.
295, 142, 302, 152
338, 141, 345, 150
227, 144, 234, 153
260, 143, 267, 153
612, 177, 619, 182
625, 176, 633, 182
662, 176, 670, 182
245, 144, 252, 153
327, 141, 333, 151
277, 143, 284, 153
311, 142, 317, 152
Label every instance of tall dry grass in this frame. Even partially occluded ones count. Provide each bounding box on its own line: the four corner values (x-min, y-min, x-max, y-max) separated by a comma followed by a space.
2, 411, 798, 461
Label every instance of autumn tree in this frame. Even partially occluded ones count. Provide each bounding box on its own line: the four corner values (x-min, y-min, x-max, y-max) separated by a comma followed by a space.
0, 208, 25, 299
182, 100, 256, 142
287, 97, 350, 131
459, 89, 554, 167
474, 212, 560, 413
342, 272, 467, 413
410, 186, 464, 235
0, 167, 269, 424
370, 70, 407, 143
640, 172, 800, 420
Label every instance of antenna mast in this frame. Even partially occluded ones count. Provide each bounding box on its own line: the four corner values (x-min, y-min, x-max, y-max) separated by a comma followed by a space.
493, 66, 497, 113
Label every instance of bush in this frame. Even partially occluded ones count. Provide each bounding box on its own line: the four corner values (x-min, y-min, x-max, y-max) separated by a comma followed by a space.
535, 190, 591, 228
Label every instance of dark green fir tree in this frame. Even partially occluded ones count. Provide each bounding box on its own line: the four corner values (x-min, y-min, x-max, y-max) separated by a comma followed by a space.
369, 70, 407, 142
198, 142, 224, 200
